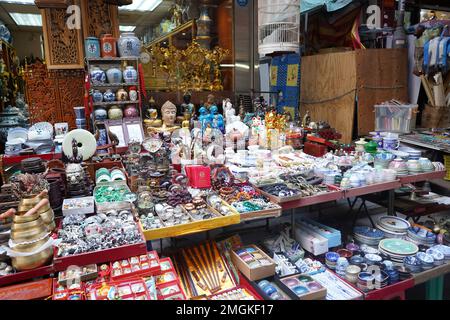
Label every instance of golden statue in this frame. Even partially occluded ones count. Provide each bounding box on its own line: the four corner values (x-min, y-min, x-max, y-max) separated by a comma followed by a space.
147, 100, 180, 134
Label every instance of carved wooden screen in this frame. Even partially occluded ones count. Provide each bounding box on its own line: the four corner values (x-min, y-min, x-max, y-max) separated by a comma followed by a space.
25, 61, 84, 127
41, 0, 84, 69
81, 0, 119, 38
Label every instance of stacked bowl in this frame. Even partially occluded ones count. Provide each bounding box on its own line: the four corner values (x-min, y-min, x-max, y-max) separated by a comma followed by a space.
406, 159, 422, 175
379, 238, 418, 266
426, 248, 445, 266
418, 158, 435, 173
430, 245, 450, 262
406, 225, 436, 246
325, 252, 340, 270
407, 149, 422, 160
403, 256, 422, 273
388, 158, 408, 177
353, 226, 384, 246
416, 252, 434, 270
375, 216, 410, 239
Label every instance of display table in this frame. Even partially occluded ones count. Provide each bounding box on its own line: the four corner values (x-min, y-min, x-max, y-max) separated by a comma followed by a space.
412, 263, 450, 300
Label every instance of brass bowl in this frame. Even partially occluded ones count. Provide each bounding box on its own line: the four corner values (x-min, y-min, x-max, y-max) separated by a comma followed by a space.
11, 236, 49, 253
39, 209, 54, 224
13, 212, 41, 224
45, 221, 56, 232
37, 202, 52, 215
12, 246, 53, 271
10, 225, 48, 243
11, 218, 45, 232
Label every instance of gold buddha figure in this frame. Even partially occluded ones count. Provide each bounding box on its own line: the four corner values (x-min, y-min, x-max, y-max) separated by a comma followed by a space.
147, 100, 180, 134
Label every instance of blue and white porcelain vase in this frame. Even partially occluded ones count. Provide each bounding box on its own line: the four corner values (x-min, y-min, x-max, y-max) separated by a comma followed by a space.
92, 90, 103, 103
85, 37, 100, 59
123, 66, 138, 83
90, 66, 106, 84
103, 89, 116, 102
94, 107, 108, 121
117, 32, 142, 57
106, 67, 123, 84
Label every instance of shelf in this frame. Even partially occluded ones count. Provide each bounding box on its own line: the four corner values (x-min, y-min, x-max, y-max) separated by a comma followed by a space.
91, 82, 139, 88
93, 100, 140, 107
87, 57, 139, 62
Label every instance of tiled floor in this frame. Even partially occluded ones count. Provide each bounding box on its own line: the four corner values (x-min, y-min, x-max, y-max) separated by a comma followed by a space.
150, 198, 450, 300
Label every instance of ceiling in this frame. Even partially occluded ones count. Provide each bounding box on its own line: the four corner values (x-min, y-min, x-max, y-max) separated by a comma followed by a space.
0, 0, 176, 36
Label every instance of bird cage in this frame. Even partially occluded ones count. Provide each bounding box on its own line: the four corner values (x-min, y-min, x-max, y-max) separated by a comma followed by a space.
258, 0, 300, 56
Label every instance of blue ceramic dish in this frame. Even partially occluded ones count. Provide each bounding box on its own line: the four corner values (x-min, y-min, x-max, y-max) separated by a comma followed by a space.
325, 252, 340, 263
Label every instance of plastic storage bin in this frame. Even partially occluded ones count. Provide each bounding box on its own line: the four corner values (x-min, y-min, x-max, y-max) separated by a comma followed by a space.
375, 103, 418, 133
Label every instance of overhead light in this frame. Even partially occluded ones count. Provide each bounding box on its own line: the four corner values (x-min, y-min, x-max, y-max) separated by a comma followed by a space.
119, 0, 163, 12
9, 13, 42, 27
120, 25, 136, 32
0, 0, 35, 4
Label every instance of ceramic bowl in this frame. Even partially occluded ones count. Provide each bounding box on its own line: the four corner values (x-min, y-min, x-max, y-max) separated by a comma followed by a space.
365, 253, 382, 265
416, 252, 434, 265
337, 249, 353, 258
325, 252, 340, 263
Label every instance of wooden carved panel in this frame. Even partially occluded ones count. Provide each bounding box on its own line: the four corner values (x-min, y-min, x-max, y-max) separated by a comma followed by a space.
25, 61, 84, 127
81, 0, 119, 38
41, 0, 84, 69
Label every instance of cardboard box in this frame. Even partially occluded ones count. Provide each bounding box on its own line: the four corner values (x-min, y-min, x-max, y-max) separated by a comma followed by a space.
231, 245, 276, 281
294, 225, 328, 256
276, 274, 327, 300
296, 218, 341, 248
62, 196, 95, 216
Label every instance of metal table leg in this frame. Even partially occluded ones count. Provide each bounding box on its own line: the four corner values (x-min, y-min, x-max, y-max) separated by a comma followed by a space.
425, 276, 444, 300
388, 190, 396, 216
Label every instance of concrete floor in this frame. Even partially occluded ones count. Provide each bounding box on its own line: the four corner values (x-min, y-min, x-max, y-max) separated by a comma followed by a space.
149, 198, 450, 300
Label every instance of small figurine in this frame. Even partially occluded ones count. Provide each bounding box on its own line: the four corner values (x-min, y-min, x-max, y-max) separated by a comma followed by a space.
210, 105, 224, 133
181, 92, 195, 116
204, 94, 216, 110
198, 106, 210, 131
223, 98, 235, 124
302, 110, 311, 128
70, 138, 83, 163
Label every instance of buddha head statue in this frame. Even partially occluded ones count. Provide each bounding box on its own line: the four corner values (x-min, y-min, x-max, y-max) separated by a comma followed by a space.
161, 101, 177, 127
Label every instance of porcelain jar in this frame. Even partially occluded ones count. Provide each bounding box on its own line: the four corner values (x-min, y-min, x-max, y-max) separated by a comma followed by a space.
355, 138, 367, 153
89, 66, 106, 84
108, 105, 123, 120
92, 90, 103, 103
103, 89, 116, 102
106, 67, 123, 84
94, 107, 108, 121
123, 66, 138, 83
100, 34, 117, 58
117, 32, 141, 57
85, 37, 100, 59
124, 105, 139, 118
129, 86, 138, 101
116, 88, 128, 101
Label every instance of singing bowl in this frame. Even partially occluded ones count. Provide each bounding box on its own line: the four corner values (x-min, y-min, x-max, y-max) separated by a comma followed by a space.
11, 218, 45, 232
10, 225, 48, 243
13, 211, 41, 224
11, 236, 49, 253
19, 194, 46, 207
12, 246, 53, 271
37, 203, 52, 215
39, 209, 54, 224
45, 221, 56, 232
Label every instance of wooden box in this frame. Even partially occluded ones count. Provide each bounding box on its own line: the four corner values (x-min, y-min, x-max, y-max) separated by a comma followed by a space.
231, 245, 276, 281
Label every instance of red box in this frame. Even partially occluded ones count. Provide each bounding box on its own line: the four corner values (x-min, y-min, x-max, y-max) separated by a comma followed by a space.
156, 281, 186, 300
53, 222, 147, 271
185, 165, 211, 188
0, 278, 53, 300
86, 278, 151, 300
0, 264, 55, 288
52, 279, 85, 300
110, 251, 161, 281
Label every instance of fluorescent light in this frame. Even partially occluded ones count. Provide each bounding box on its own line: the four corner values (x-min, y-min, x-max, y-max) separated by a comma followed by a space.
10, 13, 42, 27
0, 0, 36, 4
119, 0, 163, 12
120, 25, 136, 32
